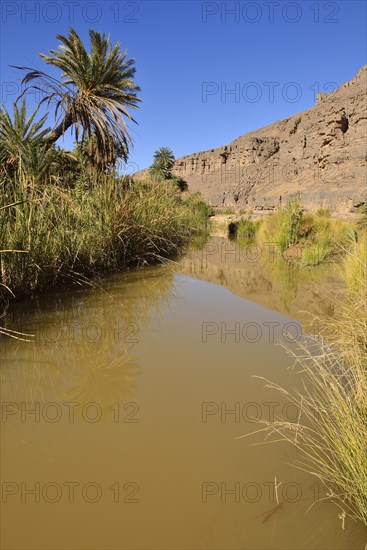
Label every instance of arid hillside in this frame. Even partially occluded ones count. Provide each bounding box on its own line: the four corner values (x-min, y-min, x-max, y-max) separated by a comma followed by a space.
136, 66, 367, 213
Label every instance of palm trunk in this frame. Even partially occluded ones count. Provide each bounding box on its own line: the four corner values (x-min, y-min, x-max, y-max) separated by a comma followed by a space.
45, 112, 73, 145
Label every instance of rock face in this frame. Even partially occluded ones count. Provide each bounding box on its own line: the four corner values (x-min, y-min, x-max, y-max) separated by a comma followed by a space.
137, 66, 367, 213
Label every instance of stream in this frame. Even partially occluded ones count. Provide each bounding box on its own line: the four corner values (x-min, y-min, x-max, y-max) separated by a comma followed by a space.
1, 237, 366, 549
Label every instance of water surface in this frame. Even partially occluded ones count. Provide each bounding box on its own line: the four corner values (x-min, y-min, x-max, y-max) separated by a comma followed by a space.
1, 238, 365, 549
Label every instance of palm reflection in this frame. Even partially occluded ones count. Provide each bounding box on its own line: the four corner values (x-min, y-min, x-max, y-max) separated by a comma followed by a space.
0, 266, 176, 412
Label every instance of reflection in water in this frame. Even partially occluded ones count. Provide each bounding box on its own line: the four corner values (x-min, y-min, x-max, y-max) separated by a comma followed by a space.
180, 237, 343, 326
1, 267, 175, 408
1, 239, 365, 549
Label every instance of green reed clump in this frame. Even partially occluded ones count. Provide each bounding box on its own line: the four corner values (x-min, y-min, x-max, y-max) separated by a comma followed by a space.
0, 175, 209, 299
183, 192, 213, 228
300, 216, 356, 266
232, 218, 260, 241
254, 201, 358, 265
257, 198, 303, 252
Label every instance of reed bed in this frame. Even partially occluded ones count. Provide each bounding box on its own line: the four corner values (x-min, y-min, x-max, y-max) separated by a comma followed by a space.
0, 174, 209, 301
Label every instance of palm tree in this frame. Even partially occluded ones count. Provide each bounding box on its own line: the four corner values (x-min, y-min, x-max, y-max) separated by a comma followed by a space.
15, 28, 141, 166
0, 99, 49, 177
0, 100, 80, 187
149, 147, 175, 180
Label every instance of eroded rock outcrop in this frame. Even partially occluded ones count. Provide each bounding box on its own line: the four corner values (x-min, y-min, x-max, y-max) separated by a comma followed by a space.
137, 66, 367, 213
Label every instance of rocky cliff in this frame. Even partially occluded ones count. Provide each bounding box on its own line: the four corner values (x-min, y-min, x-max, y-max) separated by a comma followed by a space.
137, 66, 367, 213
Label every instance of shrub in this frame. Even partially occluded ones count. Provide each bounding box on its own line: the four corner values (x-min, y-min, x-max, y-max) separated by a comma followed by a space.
301, 234, 332, 266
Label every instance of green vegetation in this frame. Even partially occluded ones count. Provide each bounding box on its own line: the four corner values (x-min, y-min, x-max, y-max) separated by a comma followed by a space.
299, 218, 353, 266
212, 207, 251, 215
149, 146, 187, 190
0, 174, 208, 302
215, 207, 236, 215
149, 147, 175, 180
344, 232, 367, 295
0, 29, 209, 309
229, 218, 260, 241
183, 192, 213, 227
355, 203, 367, 231
258, 199, 306, 253
237, 199, 358, 266
315, 207, 331, 217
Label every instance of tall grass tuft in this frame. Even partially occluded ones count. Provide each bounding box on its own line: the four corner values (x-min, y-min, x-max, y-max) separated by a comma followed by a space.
256, 198, 303, 252
227, 218, 260, 242
259, 235, 367, 525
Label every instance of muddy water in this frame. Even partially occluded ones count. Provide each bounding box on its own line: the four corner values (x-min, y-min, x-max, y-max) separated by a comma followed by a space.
1, 237, 366, 549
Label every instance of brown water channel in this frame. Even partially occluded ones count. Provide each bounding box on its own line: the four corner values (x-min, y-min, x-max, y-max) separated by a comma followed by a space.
1, 237, 366, 549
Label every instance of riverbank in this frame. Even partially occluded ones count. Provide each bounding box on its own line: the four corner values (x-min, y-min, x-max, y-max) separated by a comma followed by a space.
210, 210, 362, 237
0, 177, 210, 303
211, 200, 366, 267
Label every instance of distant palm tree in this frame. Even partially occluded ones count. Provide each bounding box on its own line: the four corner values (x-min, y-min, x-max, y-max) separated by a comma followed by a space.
15, 28, 141, 166
149, 147, 175, 180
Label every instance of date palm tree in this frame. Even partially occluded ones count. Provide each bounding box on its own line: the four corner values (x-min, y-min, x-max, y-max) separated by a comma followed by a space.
0, 99, 49, 177
15, 28, 141, 166
0, 100, 79, 186
149, 147, 175, 180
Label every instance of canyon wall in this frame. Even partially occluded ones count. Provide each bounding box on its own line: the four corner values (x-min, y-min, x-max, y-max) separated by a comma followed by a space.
137, 66, 367, 213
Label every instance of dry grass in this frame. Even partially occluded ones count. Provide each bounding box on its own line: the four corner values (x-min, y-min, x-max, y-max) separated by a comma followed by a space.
255, 236, 367, 525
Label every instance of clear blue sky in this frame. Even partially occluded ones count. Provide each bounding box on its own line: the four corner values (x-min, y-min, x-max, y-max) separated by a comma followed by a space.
1, 1, 366, 172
